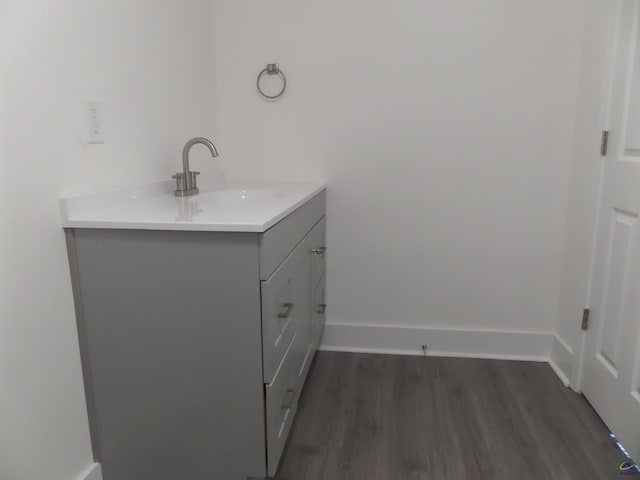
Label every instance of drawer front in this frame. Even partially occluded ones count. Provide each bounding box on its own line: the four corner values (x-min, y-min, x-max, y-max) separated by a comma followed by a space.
261, 248, 299, 384
297, 338, 314, 391
312, 274, 326, 348
310, 217, 326, 289
259, 190, 326, 280
265, 334, 299, 477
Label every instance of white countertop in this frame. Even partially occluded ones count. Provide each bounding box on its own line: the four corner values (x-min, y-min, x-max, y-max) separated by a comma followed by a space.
60, 175, 326, 232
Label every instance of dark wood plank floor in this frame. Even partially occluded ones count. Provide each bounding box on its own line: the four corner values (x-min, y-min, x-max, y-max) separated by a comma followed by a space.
276, 352, 628, 480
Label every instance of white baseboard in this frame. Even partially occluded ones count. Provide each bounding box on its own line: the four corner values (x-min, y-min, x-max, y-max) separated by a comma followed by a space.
75, 463, 102, 480
320, 322, 553, 361
320, 323, 574, 387
549, 335, 573, 387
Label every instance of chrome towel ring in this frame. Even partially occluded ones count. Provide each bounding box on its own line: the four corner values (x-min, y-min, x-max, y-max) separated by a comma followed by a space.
257, 63, 287, 100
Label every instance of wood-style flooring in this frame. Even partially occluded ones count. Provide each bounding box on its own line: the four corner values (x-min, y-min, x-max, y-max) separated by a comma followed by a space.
276, 352, 628, 480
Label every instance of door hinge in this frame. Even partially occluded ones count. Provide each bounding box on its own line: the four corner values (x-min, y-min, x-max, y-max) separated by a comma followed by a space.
601, 130, 609, 156
581, 308, 590, 331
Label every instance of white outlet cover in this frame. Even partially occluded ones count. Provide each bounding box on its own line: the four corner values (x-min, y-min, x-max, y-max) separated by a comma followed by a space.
86, 100, 104, 144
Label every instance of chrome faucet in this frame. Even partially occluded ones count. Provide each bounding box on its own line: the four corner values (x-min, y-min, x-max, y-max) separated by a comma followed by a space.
172, 137, 219, 197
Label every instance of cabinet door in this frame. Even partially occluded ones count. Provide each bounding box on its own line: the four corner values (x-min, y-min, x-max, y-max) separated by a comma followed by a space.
310, 218, 326, 289
289, 226, 314, 395
312, 274, 326, 348
292, 219, 326, 389
309, 218, 327, 349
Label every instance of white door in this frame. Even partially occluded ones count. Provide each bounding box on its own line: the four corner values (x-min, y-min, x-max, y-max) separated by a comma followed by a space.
582, 0, 640, 462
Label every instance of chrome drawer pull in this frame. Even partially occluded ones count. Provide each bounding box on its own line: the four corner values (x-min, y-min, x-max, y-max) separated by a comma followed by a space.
277, 303, 294, 319
282, 387, 296, 409
311, 247, 326, 255
317, 303, 327, 314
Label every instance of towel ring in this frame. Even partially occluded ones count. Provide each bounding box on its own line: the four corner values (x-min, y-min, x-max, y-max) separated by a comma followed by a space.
257, 63, 287, 100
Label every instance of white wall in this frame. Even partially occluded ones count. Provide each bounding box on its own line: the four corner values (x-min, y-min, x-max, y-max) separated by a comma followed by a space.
553, 2, 619, 387
211, 1, 586, 341
0, 2, 216, 479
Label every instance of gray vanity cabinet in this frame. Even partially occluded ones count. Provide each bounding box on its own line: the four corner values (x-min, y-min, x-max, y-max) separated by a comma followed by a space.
65, 191, 326, 480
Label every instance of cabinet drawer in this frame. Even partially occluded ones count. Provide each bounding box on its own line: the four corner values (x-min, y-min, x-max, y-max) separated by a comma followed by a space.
262, 226, 316, 384
265, 333, 299, 477
297, 339, 314, 390
310, 218, 326, 289
259, 190, 326, 280
261, 248, 299, 384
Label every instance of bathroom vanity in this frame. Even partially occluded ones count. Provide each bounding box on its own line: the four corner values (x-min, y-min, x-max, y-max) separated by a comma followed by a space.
61, 179, 326, 480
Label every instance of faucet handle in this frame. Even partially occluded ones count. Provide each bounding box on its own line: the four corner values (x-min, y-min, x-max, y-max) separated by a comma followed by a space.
172, 172, 186, 192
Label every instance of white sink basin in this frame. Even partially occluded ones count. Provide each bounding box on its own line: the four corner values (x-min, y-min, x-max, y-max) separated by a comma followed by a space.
60, 174, 325, 232
198, 188, 283, 205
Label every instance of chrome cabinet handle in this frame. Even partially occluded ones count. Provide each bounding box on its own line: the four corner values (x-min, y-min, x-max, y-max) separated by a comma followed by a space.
277, 303, 294, 319
311, 247, 326, 255
282, 387, 296, 409
317, 303, 327, 314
